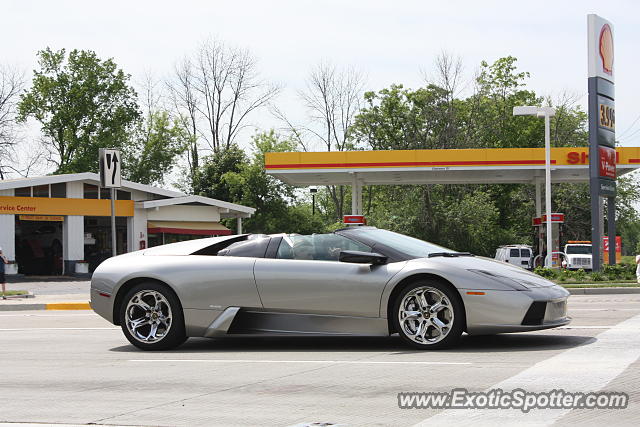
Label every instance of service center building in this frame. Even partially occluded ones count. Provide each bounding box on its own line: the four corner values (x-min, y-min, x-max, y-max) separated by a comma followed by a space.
0, 173, 255, 275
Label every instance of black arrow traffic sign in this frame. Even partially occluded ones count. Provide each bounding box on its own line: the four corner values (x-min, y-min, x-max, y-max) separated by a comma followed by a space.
100, 148, 121, 188
110, 152, 119, 185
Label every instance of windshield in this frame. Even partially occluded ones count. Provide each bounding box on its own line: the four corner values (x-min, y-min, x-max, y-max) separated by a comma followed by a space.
350, 229, 454, 257
565, 245, 592, 255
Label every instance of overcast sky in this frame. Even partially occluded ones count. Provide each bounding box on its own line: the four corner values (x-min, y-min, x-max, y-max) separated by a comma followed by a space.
3, 0, 640, 175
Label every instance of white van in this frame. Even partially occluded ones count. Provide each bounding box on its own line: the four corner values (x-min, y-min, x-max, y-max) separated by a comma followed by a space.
495, 245, 533, 269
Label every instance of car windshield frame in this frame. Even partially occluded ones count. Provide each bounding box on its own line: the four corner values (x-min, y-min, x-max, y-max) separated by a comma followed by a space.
340, 228, 455, 259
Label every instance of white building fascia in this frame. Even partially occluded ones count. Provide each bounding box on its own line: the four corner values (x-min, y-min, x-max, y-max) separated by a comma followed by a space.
0, 172, 185, 199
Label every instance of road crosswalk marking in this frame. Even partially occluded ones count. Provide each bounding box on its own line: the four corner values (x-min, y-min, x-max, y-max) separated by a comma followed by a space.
414, 313, 640, 426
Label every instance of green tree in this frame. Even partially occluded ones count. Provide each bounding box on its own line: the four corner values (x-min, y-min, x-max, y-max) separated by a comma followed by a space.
347, 56, 601, 255
195, 131, 327, 234
608, 176, 640, 255
193, 144, 246, 202
221, 131, 327, 234
353, 84, 458, 150
18, 48, 139, 173
123, 111, 188, 185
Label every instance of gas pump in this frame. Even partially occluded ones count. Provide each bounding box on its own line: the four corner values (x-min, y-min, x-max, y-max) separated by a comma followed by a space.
532, 213, 565, 268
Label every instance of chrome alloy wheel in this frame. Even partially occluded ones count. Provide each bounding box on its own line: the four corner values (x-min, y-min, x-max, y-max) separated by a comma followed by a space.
398, 286, 454, 345
125, 290, 172, 344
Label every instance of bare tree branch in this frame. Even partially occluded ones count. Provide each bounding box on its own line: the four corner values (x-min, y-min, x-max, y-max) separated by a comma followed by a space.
166, 56, 202, 190
270, 105, 309, 152
298, 62, 365, 152
192, 38, 281, 153
0, 64, 25, 179
289, 61, 366, 219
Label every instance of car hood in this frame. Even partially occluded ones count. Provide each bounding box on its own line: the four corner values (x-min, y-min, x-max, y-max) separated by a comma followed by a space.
409, 255, 556, 288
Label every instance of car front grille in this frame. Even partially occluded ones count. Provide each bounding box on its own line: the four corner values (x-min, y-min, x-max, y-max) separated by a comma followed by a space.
522, 300, 567, 325
545, 300, 567, 321
572, 257, 591, 266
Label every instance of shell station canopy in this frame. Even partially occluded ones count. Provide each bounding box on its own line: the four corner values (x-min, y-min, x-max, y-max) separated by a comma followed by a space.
265, 146, 640, 215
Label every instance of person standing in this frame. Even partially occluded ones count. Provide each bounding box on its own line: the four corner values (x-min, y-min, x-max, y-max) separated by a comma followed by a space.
0, 247, 7, 300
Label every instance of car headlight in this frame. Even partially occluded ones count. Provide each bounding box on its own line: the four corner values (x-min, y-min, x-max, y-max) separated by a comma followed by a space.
467, 269, 544, 291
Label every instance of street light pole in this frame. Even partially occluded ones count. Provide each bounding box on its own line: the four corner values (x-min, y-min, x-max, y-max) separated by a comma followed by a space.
111, 188, 117, 257
310, 186, 318, 216
513, 106, 556, 267
543, 111, 552, 268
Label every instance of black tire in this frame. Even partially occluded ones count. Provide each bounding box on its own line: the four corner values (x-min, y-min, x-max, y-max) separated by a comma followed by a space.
392, 280, 465, 350
119, 282, 187, 351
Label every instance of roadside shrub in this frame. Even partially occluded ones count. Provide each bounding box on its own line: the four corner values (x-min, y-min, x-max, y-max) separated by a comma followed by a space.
613, 263, 636, 280
573, 268, 587, 281
619, 263, 636, 277
590, 272, 606, 282
603, 264, 625, 280
534, 267, 558, 279
557, 269, 574, 282
601, 263, 637, 281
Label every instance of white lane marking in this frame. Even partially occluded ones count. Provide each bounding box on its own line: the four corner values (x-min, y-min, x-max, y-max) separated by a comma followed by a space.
559, 325, 625, 329
0, 327, 119, 331
570, 308, 640, 311
129, 359, 472, 366
559, 325, 640, 330
414, 312, 640, 426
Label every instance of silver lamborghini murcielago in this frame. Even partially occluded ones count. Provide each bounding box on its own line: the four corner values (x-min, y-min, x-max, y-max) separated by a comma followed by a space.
90, 227, 570, 350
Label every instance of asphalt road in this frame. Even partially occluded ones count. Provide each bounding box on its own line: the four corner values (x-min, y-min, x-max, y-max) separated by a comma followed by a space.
1, 295, 639, 427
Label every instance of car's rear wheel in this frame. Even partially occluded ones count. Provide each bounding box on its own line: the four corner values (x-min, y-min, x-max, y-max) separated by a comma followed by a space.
119, 282, 187, 350
392, 280, 464, 349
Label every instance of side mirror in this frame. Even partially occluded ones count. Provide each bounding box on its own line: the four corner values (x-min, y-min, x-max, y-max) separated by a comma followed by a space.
339, 250, 388, 265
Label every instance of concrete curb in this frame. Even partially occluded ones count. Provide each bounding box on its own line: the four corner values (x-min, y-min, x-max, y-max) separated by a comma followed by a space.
0, 302, 91, 311
567, 287, 640, 295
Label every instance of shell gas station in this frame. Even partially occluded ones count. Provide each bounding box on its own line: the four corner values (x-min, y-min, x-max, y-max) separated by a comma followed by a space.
265, 14, 626, 271
265, 146, 640, 266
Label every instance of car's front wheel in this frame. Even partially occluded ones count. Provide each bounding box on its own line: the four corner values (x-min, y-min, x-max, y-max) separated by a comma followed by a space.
392, 280, 464, 349
119, 282, 187, 350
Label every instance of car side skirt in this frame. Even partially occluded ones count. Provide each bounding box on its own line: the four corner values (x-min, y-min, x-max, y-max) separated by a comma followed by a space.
197, 308, 389, 337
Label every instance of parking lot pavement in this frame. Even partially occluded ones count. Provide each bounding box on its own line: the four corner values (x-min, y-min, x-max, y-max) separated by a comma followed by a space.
1, 295, 639, 427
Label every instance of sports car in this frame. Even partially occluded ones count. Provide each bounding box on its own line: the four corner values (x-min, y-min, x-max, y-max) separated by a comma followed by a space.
90, 227, 570, 350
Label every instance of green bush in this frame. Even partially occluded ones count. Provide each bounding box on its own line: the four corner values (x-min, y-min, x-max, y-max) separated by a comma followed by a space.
602, 264, 626, 280
619, 263, 636, 276
557, 269, 574, 282
573, 268, 587, 281
590, 272, 606, 282
533, 267, 558, 279
600, 263, 637, 281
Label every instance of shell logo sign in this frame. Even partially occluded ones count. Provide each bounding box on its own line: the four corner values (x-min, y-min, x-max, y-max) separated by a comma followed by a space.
599, 24, 614, 76
588, 14, 615, 83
